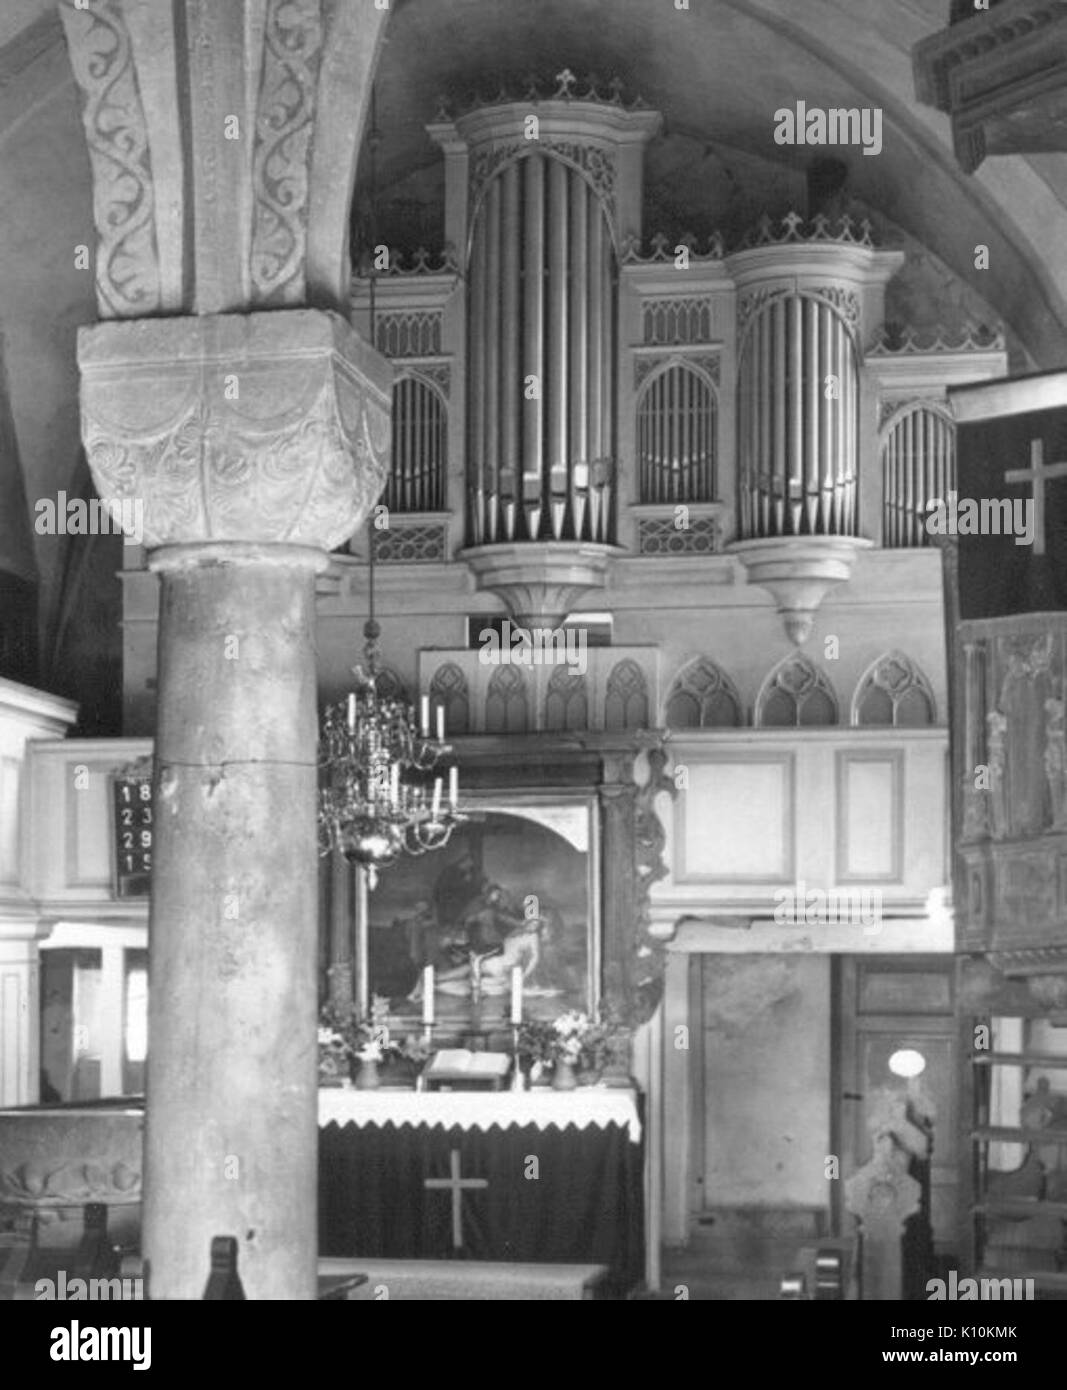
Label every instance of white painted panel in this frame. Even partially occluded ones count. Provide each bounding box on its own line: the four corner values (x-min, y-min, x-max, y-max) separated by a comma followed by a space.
0, 756, 20, 887
841, 756, 897, 879
1, 970, 20, 1102
70, 762, 114, 888
681, 759, 791, 880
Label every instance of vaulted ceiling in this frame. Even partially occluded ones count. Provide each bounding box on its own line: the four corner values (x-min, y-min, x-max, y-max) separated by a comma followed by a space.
1, 0, 1065, 714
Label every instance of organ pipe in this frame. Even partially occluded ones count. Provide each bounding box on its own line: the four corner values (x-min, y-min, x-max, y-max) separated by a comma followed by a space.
484, 176, 501, 542
466, 150, 617, 547
739, 291, 859, 540
500, 163, 521, 537
522, 153, 545, 537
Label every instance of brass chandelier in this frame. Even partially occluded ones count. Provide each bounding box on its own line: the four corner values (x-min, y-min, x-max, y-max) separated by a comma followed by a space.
318, 536, 462, 886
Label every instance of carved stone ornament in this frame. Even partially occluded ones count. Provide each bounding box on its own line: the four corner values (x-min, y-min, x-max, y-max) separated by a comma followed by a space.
60, 0, 161, 317
250, 0, 326, 305
77, 310, 393, 552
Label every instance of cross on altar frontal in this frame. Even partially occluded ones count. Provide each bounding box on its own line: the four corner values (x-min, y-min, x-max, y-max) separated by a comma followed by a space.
424, 1148, 489, 1250
1004, 438, 1067, 556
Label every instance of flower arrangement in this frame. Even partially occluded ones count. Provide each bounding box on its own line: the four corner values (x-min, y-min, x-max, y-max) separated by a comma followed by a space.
518, 1009, 630, 1079
318, 996, 430, 1084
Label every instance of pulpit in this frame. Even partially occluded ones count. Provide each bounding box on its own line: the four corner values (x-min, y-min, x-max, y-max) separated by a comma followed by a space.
317, 1088, 644, 1294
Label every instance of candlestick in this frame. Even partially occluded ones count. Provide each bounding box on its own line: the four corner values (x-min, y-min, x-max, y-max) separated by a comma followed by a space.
510, 1024, 526, 1091
449, 765, 459, 809
431, 777, 442, 820
510, 965, 523, 1025
420, 694, 430, 738
347, 693, 356, 732
422, 965, 435, 1025
436, 704, 445, 742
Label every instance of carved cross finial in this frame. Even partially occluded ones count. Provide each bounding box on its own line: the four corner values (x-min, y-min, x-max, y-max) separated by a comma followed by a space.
608, 76, 625, 104
782, 210, 804, 239
555, 67, 577, 98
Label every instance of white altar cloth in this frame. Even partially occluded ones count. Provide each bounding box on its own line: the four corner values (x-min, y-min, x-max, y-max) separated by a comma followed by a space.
318, 1087, 641, 1143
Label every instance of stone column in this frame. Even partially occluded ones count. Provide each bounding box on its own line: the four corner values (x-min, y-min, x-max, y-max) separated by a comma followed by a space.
78, 311, 391, 1299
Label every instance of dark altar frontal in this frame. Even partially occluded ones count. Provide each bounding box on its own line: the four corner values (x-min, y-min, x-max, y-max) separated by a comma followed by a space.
317, 1088, 645, 1295
1, 1092, 645, 1296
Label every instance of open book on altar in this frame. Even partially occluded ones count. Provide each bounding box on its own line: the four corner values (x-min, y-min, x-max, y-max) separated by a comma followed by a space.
423, 1050, 512, 1090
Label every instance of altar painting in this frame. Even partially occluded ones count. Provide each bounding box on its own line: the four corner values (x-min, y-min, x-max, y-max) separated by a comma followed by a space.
367, 806, 594, 1026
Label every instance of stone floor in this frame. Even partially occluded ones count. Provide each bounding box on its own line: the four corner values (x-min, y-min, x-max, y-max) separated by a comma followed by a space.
653, 1210, 830, 1300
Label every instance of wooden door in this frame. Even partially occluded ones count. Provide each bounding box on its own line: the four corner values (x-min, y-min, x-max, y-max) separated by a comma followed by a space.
837, 957, 958, 1254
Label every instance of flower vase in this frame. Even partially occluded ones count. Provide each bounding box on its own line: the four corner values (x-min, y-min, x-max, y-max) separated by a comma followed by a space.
552, 1058, 579, 1091
356, 1056, 381, 1090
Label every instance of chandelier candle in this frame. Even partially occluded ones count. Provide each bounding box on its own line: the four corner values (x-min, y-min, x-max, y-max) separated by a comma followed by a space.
420, 695, 430, 737
422, 966, 435, 1025
510, 967, 523, 1025
436, 704, 445, 741
449, 765, 459, 809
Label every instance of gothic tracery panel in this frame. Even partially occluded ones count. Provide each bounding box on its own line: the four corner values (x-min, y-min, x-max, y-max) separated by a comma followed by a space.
604, 658, 649, 731
485, 664, 529, 734
853, 652, 936, 727
756, 653, 838, 727
430, 662, 470, 735
544, 666, 589, 731
664, 658, 742, 728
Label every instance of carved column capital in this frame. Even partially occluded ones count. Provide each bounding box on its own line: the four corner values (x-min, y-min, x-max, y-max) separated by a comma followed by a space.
77, 309, 392, 552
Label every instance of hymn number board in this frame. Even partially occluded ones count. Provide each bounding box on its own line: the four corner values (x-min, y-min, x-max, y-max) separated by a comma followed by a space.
112, 768, 153, 898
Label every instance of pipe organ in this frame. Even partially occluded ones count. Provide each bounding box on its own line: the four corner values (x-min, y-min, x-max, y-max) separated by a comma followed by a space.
348, 95, 1009, 632
737, 291, 860, 539
431, 94, 661, 558
882, 403, 955, 548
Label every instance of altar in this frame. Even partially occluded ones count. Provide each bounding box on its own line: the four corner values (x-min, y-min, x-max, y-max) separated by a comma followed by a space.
317, 1088, 644, 1294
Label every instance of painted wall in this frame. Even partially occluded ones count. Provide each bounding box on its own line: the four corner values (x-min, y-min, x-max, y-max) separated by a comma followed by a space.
700, 954, 830, 1208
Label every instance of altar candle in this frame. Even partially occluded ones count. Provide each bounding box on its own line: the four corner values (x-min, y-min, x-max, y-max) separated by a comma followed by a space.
347, 693, 356, 732
420, 694, 430, 737
422, 965, 435, 1025
432, 777, 442, 819
436, 703, 445, 742
390, 762, 399, 803
510, 966, 523, 1025
448, 765, 459, 808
